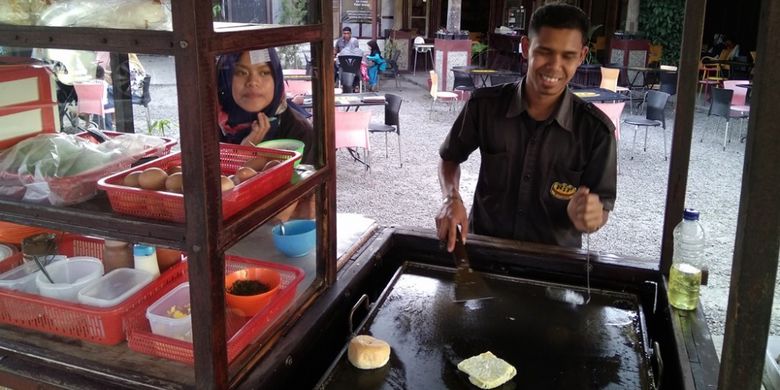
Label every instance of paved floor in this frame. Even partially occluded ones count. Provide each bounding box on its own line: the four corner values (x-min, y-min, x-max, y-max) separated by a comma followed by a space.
131, 55, 778, 344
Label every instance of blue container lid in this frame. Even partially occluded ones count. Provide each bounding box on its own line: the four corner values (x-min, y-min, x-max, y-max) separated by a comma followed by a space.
133, 244, 155, 256
683, 208, 700, 221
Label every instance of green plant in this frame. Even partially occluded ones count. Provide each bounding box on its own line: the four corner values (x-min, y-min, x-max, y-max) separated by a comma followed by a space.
277, 0, 309, 69
585, 24, 603, 64
383, 39, 399, 60
639, 0, 684, 65
212, 2, 222, 21
471, 42, 488, 65
149, 119, 175, 136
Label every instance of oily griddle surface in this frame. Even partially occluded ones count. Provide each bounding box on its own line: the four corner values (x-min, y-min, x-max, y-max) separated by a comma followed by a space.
318, 262, 653, 390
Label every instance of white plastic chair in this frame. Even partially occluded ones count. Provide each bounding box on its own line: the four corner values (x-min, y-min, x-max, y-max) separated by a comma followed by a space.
429, 71, 459, 117
413, 36, 433, 76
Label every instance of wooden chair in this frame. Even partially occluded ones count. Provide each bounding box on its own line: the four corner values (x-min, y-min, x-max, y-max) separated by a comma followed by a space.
698, 56, 726, 104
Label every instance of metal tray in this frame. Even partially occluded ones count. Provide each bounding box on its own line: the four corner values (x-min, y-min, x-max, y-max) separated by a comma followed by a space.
316, 261, 655, 389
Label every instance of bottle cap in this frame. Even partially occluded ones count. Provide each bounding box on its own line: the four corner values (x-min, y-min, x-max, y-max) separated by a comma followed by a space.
133, 244, 155, 256
683, 208, 700, 221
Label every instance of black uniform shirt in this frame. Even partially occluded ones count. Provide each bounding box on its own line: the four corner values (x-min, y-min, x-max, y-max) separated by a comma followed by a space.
439, 79, 617, 248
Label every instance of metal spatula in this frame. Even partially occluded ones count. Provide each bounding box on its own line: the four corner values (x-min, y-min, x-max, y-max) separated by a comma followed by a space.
452, 227, 493, 302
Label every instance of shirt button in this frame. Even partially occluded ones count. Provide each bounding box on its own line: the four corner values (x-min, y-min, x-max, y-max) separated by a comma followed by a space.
523, 174, 531, 182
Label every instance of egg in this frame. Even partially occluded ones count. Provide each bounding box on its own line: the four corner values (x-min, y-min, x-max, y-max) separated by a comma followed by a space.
263, 159, 281, 171
235, 167, 257, 183
138, 167, 169, 190
123, 171, 142, 188
165, 172, 184, 193
167, 165, 182, 175
220, 175, 235, 192
229, 174, 240, 185
243, 156, 268, 171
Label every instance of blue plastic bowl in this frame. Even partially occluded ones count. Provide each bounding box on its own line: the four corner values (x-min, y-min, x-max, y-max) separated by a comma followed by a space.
272, 219, 316, 258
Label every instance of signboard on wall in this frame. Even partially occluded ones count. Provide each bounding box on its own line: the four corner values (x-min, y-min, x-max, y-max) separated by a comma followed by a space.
342, 0, 371, 23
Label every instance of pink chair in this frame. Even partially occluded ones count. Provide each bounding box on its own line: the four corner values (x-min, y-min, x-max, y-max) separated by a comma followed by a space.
335, 111, 371, 169
593, 102, 626, 171
721, 80, 750, 141
73, 81, 114, 129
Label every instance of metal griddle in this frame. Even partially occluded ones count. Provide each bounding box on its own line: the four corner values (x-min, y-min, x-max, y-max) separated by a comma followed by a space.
316, 261, 655, 389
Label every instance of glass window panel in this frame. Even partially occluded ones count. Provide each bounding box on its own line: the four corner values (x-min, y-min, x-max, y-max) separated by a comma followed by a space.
214, 0, 320, 32
0, 0, 173, 30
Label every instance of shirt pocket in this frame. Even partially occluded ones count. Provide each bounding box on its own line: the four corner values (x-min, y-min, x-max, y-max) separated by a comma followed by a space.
542, 165, 584, 225
480, 152, 508, 192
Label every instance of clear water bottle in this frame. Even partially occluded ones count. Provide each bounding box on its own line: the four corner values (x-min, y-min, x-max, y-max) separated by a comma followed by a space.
667, 209, 706, 310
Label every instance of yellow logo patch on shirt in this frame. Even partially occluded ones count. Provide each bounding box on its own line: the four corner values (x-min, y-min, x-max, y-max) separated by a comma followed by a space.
550, 182, 577, 200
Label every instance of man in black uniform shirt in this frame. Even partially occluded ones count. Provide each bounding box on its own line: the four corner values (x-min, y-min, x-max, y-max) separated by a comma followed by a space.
436, 3, 617, 251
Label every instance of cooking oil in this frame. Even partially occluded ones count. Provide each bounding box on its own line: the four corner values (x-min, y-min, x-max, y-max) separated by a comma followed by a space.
668, 262, 702, 310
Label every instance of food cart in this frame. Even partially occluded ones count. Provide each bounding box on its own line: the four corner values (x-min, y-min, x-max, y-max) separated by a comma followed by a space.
0, 0, 777, 389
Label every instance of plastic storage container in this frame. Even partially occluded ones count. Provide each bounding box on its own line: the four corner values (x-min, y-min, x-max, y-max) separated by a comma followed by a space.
145, 282, 192, 342
667, 208, 707, 310
0, 255, 66, 293
0, 244, 15, 261
77, 268, 155, 308
35, 257, 104, 302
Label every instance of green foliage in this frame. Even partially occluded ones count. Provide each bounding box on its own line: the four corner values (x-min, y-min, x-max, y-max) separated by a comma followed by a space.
277, 0, 309, 69
212, 3, 223, 21
383, 39, 399, 60
639, 0, 684, 65
149, 119, 175, 136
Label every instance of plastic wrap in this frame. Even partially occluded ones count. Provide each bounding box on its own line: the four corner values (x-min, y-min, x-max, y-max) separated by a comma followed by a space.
0, 0, 51, 26
0, 133, 166, 205
38, 0, 171, 30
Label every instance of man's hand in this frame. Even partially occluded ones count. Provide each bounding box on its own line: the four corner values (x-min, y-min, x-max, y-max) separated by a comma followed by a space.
435, 194, 469, 252
240, 112, 272, 147
566, 186, 606, 233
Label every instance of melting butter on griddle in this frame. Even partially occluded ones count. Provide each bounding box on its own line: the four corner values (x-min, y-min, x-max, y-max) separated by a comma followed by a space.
457, 351, 517, 389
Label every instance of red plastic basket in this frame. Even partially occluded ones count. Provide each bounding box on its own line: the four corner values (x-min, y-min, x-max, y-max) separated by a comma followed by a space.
76, 130, 177, 159
125, 256, 304, 364
0, 133, 177, 206
97, 144, 300, 223
0, 234, 187, 345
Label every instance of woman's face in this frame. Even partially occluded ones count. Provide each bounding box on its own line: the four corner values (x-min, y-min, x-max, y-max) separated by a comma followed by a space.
231, 51, 275, 113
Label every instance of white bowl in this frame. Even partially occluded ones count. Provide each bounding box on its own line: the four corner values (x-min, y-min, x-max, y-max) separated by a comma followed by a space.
35, 257, 104, 302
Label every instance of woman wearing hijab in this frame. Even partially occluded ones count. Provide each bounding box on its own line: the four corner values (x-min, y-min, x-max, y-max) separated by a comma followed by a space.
216, 48, 315, 164
366, 40, 387, 92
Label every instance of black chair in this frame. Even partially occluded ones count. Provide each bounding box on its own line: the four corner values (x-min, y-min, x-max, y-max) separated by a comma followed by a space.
380, 51, 401, 89
368, 94, 402, 167
623, 90, 670, 160
131, 75, 152, 131
338, 55, 363, 92
707, 87, 749, 151
659, 71, 677, 96
489, 73, 521, 86
453, 70, 476, 94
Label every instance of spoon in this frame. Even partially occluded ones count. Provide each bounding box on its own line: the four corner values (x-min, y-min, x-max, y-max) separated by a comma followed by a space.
278, 221, 286, 236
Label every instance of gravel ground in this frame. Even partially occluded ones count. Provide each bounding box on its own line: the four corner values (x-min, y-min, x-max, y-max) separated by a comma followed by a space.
136, 55, 778, 338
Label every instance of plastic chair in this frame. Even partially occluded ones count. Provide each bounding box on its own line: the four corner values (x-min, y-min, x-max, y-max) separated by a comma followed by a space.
335, 110, 372, 169
428, 70, 459, 117
452, 70, 476, 103
658, 71, 678, 96
600, 66, 632, 110
338, 55, 363, 92
74, 81, 115, 129
707, 87, 749, 150
698, 56, 726, 104
413, 36, 433, 76
623, 90, 670, 160
131, 75, 152, 131
368, 94, 402, 167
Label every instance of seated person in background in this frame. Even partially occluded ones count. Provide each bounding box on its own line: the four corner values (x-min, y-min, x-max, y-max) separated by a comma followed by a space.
334, 27, 352, 83
128, 53, 148, 99
216, 48, 314, 164
95, 65, 114, 130
366, 40, 387, 92
217, 48, 316, 219
337, 38, 365, 93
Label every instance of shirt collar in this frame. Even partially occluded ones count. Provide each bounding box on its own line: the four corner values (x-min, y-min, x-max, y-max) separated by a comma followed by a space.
506, 77, 575, 132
